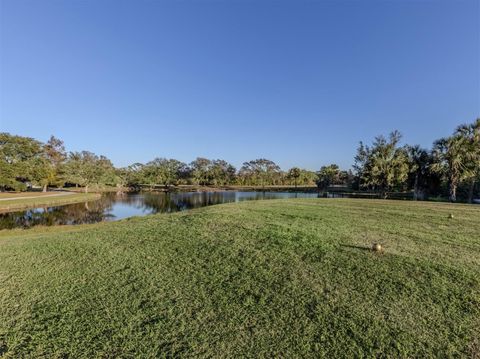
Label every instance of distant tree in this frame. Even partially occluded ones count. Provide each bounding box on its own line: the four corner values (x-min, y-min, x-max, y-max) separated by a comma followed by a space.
406, 145, 431, 200
190, 158, 212, 185
115, 163, 150, 190
298, 169, 318, 186
97, 156, 119, 186
0, 155, 18, 191
63, 151, 115, 193
0, 133, 51, 191
209, 160, 236, 186
316, 164, 341, 190
115, 167, 130, 189
129, 163, 146, 185
29, 156, 51, 192
431, 135, 469, 203
339, 170, 355, 188
287, 167, 301, 189
43, 135, 66, 190
354, 131, 409, 198
239, 159, 281, 188
455, 119, 480, 203
143, 158, 187, 188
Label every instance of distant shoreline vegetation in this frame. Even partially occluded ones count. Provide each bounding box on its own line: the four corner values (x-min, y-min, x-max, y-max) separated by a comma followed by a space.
0, 118, 478, 203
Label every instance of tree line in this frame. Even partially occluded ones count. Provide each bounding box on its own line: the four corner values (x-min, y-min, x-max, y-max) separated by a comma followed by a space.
353, 119, 479, 203
0, 136, 318, 192
0, 118, 478, 202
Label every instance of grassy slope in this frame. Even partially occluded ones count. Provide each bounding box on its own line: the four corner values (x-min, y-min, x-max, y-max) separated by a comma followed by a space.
0, 193, 100, 213
0, 199, 479, 358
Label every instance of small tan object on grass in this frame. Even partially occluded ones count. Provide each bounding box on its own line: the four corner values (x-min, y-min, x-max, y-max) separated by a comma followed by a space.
372, 243, 383, 252
448, 213, 454, 219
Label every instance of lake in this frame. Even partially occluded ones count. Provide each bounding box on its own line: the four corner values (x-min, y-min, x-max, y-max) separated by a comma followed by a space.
0, 191, 329, 229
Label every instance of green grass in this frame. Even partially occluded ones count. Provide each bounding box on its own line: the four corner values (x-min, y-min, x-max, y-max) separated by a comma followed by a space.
1, 199, 479, 357
0, 193, 100, 212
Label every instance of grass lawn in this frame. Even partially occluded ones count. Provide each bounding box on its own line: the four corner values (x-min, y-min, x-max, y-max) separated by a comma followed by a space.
0, 199, 479, 357
0, 192, 100, 213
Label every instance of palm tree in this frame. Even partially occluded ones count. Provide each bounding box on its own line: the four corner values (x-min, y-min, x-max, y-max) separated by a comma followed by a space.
288, 167, 301, 189
455, 119, 480, 203
406, 145, 430, 200
431, 135, 469, 202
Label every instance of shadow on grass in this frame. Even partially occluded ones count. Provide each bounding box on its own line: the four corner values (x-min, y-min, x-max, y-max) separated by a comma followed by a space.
340, 244, 372, 252
0, 336, 7, 357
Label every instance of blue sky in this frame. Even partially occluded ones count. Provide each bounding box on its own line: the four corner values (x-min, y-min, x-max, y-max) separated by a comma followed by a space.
1, 0, 479, 170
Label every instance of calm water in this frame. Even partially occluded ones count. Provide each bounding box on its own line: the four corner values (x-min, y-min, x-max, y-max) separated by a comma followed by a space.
0, 191, 328, 229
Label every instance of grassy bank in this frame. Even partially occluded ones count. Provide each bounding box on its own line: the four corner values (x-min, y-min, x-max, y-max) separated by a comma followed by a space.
0, 192, 100, 213
1, 199, 479, 357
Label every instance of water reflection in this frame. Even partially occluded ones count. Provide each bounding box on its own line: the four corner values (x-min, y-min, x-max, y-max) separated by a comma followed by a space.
0, 191, 323, 229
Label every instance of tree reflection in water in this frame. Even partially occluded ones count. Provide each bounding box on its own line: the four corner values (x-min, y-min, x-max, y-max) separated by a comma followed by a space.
0, 195, 116, 229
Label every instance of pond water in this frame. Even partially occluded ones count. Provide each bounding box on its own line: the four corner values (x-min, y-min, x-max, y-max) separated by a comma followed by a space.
0, 191, 329, 229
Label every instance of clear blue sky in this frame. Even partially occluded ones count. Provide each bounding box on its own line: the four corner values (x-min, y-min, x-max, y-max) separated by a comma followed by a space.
1, 0, 479, 170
